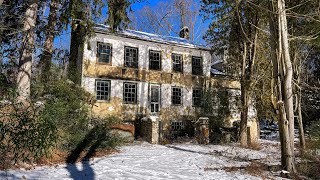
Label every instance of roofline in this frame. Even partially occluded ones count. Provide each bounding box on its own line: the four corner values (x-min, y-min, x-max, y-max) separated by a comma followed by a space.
94, 29, 212, 51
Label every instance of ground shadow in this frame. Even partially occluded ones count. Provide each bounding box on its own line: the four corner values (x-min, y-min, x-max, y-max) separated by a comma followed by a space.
165, 145, 212, 156
65, 125, 109, 180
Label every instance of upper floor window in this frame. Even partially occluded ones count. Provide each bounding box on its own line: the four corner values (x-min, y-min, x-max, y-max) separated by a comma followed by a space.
97, 42, 112, 64
172, 53, 183, 73
192, 88, 202, 106
124, 46, 138, 68
96, 79, 111, 101
149, 50, 161, 70
123, 82, 137, 104
172, 87, 182, 105
192, 56, 203, 75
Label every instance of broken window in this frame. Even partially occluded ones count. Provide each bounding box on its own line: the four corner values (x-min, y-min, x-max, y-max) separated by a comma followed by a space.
172, 53, 183, 73
192, 88, 202, 106
149, 50, 161, 70
124, 46, 138, 68
192, 56, 203, 75
123, 82, 137, 104
97, 42, 112, 64
96, 79, 111, 101
172, 87, 182, 105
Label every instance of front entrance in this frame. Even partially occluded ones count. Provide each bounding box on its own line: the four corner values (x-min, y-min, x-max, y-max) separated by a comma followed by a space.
150, 84, 160, 113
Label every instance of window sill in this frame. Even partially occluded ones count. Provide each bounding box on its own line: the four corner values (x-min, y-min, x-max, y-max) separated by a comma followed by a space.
123, 102, 138, 105
96, 62, 112, 65
96, 100, 111, 103
149, 68, 162, 71
172, 71, 184, 74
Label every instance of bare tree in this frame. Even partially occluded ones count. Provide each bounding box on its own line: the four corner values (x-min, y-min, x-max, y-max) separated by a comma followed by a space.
129, 0, 204, 42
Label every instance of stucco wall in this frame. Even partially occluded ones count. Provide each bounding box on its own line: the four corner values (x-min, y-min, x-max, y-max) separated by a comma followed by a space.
81, 32, 242, 129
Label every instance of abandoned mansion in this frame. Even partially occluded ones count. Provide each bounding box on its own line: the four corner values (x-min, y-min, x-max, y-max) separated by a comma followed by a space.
78, 24, 258, 142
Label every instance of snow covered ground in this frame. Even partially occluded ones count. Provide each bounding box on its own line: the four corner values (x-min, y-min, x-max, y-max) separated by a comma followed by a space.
0, 140, 282, 180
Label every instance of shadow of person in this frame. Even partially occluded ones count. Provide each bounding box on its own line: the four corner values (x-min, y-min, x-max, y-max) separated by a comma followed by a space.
65, 125, 108, 180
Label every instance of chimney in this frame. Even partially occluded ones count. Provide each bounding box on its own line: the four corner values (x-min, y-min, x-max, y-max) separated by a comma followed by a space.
179, 26, 189, 39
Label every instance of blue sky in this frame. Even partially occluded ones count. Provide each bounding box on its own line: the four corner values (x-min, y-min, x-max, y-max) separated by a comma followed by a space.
53, 0, 208, 51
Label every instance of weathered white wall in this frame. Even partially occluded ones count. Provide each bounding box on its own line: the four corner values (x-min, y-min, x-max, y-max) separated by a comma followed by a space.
83, 33, 212, 75
82, 32, 212, 117
83, 76, 200, 116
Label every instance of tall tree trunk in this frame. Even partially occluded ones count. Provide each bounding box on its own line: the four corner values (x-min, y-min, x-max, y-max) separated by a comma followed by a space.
240, 42, 248, 147
17, 0, 38, 102
68, 10, 86, 84
39, 0, 59, 82
268, 0, 296, 173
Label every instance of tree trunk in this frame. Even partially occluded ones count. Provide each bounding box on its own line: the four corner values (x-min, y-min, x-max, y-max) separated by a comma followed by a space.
239, 42, 248, 147
68, 13, 85, 84
268, 0, 296, 173
39, 0, 58, 82
297, 84, 306, 154
279, 0, 295, 152
17, 0, 38, 102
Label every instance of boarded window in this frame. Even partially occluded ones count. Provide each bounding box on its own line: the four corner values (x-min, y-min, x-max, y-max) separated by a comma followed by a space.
172, 53, 183, 72
97, 42, 112, 64
172, 87, 182, 105
123, 82, 137, 104
96, 79, 111, 101
124, 46, 138, 68
192, 88, 202, 106
149, 50, 161, 70
192, 56, 203, 75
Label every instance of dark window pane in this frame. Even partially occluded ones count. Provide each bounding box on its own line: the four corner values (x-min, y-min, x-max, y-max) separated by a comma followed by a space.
124, 47, 138, 68
192, 89, 202, 106
192, 56, 203, 75
98, 43, 112, 63
172, 54, 183, 72
96, 80, 110, 101
149, 50, 161, 70
172, 87, 182, 105
123, 82, 137, 104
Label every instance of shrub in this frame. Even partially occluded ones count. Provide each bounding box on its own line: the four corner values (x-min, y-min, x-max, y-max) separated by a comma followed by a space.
0, 101, 57, 167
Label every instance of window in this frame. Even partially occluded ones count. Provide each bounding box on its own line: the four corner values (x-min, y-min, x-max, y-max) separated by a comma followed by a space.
124, 46, 138, 68
171, 120, 184, 130
192, 88, 202, 106
149, 50, 161, 70
96, 80, 111, 101
150, 85, 160, 113
172, 87, 182, 105
192, 56, 203, 75
97, 42, 112, 64
172, 53, 183, 73
123, 82, 137, 104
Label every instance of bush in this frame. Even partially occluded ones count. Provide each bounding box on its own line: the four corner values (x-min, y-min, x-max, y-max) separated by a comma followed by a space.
0, 76, 123, 168
0, 101, 57, 167
35, 78, 92, 151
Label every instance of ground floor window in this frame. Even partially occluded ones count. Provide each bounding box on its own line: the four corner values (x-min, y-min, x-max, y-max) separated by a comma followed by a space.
123, 82, 137, 104
172, 87, 182, 105
95, 79, 111, 101
192, 88, 202, 106
171, 120, 184, 131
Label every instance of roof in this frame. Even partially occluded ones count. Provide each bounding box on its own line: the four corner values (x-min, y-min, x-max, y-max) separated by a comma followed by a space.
94, 24, 210, 50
